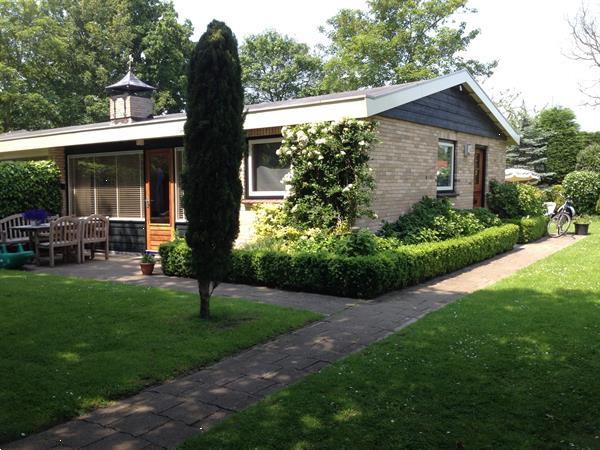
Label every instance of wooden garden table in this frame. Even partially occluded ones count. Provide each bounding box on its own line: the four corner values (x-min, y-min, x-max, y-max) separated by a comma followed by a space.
12, 223, 50, 265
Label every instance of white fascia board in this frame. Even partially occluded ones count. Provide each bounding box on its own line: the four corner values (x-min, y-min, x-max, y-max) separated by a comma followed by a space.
0, 118, 185, 153
366, 70, 520, 145
244, 97, 368, 130
0, 148, 50, 160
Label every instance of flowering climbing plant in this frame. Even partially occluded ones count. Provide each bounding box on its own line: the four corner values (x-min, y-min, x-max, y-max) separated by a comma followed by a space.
277, 118, 378, 230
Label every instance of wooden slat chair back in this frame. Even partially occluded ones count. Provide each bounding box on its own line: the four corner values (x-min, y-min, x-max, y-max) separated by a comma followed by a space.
0, 213, 32, 245
38, 216, 81, 267
80, 214, 109, 261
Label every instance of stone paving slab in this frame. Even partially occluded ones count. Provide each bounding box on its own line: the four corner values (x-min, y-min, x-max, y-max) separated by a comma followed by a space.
4, 235, 582, 450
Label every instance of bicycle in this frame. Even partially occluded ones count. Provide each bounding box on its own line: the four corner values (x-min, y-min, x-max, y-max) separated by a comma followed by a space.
546, 199, 576, 237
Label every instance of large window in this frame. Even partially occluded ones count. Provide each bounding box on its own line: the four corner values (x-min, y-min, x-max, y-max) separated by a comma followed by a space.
68, 152, 143, 219
436, 140, 455, 192
247, 138, 290, 197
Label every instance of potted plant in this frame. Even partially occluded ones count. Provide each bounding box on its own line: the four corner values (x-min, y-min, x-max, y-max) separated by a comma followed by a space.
574, 215, 591, 235
140, 252, 156, 275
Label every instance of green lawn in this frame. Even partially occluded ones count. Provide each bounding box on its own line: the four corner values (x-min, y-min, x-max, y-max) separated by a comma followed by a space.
182, 229, 600, 449
0, 272, 320, 443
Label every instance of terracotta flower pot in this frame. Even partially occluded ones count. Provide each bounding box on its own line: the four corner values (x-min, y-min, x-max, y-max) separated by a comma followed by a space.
140, 262, 155, 275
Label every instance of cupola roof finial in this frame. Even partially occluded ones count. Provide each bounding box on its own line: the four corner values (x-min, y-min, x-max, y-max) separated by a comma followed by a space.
105, 56, 156, 95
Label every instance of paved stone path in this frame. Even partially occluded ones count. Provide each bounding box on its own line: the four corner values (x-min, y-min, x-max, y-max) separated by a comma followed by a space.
5, 236, 582, 450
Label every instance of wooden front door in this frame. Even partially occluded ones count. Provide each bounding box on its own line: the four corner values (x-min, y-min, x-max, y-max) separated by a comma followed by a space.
473, 146, 486, 208
145, 149, 175, 251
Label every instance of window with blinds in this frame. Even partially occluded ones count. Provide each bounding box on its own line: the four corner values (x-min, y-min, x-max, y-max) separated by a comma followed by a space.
175, 148, 185, 221
68, 152, 143, 219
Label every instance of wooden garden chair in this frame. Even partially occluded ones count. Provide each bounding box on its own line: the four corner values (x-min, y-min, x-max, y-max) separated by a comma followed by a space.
80, 214, 109, 261
0, 213, 32, 246
38, 216, 81, 267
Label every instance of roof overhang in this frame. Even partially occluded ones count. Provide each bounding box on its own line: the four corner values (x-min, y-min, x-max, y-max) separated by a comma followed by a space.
0, 69, 518, 154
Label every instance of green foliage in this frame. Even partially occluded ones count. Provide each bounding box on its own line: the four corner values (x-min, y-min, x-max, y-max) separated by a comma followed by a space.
506, 115, 553, 182
543, 184, 565, 206
486, 180, 545, 219
0, 0, 193, 131
536, 107, 582, 183
183, 20, 244, 314
279, 118, 378, 229
227, 225, 519, 298
320, 0, 496, 92
505, 216, 548, 244
576, 143, 600, 172
140, 252, 155, 264
0, 160, 61, 218
158, 238, 194, 277
379, 197, 502, 244
240, 30, 324, 104
562, 171, 600, 214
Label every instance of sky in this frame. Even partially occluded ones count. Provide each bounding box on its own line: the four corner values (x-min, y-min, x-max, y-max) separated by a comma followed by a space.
172, 0, 599, 131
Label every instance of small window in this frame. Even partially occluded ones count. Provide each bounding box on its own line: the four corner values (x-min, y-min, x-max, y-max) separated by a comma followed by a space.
436, 141, 455, 192
247, 138, 290, 197
175, 147, 185, 221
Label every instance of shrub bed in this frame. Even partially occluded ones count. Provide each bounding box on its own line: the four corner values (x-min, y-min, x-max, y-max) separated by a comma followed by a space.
0, 160, 62, 218
506, 215, 548, 243
160, 224, 519, 299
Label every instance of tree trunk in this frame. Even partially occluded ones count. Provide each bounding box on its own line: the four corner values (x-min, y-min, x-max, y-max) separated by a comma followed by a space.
197, 279, 211, 319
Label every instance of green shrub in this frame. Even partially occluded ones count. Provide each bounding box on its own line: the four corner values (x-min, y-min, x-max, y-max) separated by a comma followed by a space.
0, 160, 62, 218
158, 238, 194, 278
563, 171, 600, 214
576, 144, 600, 172
543, 184, 565, 206
379, 197, 501, 243
159, 225, 519, 298
505, 215, 548, 244
486, 180, 545, 218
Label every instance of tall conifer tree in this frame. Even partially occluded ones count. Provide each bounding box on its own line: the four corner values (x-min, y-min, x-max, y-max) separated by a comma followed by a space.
183, 20, 244, 319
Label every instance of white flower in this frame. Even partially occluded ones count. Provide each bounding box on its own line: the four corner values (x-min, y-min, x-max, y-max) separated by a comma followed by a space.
340, 150, 346, 156
308, 126, 317, 135
296, 130, 309, 143
342, 183, 353, 192
315, 138, 327, 145
359, 140, 367, 146
318, 155, 324, 160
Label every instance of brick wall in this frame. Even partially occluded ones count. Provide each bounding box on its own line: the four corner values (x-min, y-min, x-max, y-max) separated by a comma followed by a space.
358, 115, 507, 228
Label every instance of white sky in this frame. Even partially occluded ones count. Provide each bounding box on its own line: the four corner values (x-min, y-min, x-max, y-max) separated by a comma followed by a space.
173, 0, 600, 131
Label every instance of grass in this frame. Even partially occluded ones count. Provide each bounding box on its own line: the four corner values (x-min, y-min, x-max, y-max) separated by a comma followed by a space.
0, 272, 320, 443
182, 228, 600, 449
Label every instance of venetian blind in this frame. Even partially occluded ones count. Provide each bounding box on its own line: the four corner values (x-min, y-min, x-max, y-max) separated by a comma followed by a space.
175, 148, 185, 221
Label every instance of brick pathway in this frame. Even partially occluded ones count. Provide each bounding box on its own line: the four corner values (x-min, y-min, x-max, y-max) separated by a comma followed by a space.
5, 236, 581, 450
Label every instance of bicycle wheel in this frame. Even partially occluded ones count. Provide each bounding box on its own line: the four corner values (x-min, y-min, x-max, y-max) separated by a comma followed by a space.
547, 213, 571, 237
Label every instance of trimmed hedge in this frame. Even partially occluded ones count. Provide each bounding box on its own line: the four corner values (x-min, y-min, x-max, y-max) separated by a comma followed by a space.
0, 160, 62, 218
506, 216, 548, 244
160, 224, 519, 299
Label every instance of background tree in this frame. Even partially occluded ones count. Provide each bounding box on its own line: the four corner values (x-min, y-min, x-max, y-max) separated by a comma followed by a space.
569, 5, 600, 106
506, 115, 554, 182
240, 30, 324, 104
0, 0, 193, 132
536, 107, 582, 183
183, 20, 244, 320
320, 0, 496, 92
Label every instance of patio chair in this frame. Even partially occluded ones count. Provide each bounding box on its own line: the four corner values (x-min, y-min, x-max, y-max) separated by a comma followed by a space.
80, 214, 109, 261
37, 216, 81, 267
0, 213, 32, 246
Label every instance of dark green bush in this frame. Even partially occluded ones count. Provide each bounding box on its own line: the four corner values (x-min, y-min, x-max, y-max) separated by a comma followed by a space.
563, 170, 600, 214
159, 225, 519, 298
379, 197, 501, 243
505, 215, 548, 244
159, 238, 194, 277
486, 180, 545, 218
0, 160, 62, 218
576, 144, 600, 172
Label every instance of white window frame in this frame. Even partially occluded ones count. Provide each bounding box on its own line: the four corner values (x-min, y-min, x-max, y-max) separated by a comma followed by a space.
436, 140, 455, 192
67, 150, 144, 221
247, 137, 287, 198
174, 146, 186, 222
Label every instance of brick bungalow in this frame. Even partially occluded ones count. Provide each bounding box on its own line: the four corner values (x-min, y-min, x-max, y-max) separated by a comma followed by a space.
0, 69, 519, 253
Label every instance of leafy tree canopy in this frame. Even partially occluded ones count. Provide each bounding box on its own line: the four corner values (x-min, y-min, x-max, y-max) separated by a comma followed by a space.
0, 0, 193, 132
536, 107, 582, 183
320, 0, 497, 92
240, 30, 324, 104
